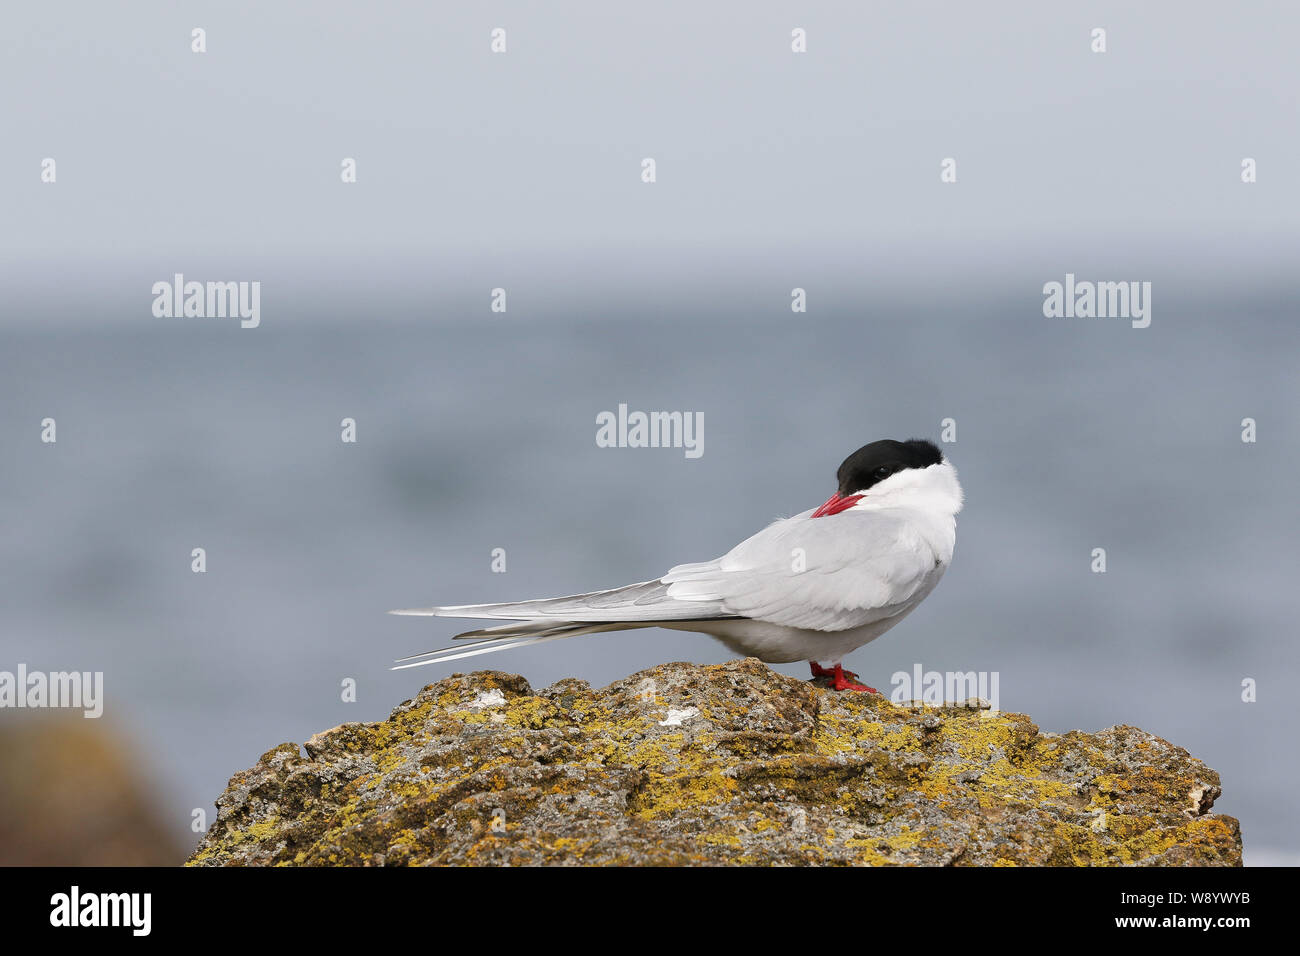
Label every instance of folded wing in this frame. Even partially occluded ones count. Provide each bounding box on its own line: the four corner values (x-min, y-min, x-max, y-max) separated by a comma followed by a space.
663, 510, 939, 631
389, 577, 731, 624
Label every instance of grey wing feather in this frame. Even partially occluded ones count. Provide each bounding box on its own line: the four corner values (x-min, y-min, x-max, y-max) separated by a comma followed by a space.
389, 579, 732, 626
388, 581, 730, 670
392, 621, 646, 669
662, 510, 939, 632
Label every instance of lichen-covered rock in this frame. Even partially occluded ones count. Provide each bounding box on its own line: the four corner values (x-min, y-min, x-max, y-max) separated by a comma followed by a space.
186, 658, 1242, 866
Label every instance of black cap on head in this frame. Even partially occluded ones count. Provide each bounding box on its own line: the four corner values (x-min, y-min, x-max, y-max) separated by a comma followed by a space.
836, 438, 943, 495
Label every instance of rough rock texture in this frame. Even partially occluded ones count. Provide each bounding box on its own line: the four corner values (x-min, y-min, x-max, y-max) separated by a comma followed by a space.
187, 659, 1242, 866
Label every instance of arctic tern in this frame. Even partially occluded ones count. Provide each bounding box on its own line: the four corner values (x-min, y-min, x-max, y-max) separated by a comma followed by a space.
391, 438, 962, 692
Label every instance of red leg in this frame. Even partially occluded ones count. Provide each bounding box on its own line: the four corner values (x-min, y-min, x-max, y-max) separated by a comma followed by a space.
810, 661, 877, 694
830, 664, 877, 693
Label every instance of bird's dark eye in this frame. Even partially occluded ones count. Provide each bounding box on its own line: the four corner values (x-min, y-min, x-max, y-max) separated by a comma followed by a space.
875, 466, 892, 479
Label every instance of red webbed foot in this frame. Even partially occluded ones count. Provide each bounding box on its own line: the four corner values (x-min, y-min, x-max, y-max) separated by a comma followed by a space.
809, 661, 878, 694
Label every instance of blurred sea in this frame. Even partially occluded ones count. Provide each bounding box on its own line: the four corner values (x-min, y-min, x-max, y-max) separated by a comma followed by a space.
1, 289, 1296, 863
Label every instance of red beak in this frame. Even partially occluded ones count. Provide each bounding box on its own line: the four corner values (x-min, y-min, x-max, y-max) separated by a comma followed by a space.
810, 491, 864, 518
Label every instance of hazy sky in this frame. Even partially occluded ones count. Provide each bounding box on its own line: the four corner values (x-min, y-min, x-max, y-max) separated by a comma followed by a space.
4, 0, 1298, 322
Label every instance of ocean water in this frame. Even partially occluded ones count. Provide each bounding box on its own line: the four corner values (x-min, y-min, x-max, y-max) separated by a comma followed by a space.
1, 289, 1296, 863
